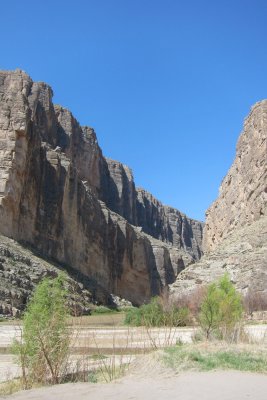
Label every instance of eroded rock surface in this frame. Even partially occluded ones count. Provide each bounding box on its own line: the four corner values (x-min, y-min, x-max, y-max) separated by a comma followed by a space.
104, 160, 203, 260
0, 69, 202, 312
0, 235, 95, 317
171, 216, 267, 297
204, 101, 267, 252
136, 189, 203, 260
172, 101, 267, 297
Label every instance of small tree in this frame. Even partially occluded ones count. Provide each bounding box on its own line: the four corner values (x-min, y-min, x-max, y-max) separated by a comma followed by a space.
199, 274, 243, 340
217, 274, 243, 337
199, 283, 222, 339
13, 274, 71, 387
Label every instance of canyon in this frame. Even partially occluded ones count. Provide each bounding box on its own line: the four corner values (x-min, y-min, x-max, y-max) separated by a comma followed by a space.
0, 69, 266, 315
0, 69, 203, 315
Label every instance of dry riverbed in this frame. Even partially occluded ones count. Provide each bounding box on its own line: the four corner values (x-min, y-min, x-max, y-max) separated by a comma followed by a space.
0, 319, 196, 383
1, 315, 267, 396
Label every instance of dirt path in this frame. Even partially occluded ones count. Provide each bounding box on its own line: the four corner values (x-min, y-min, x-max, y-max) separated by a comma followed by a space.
2, 371, 267, 400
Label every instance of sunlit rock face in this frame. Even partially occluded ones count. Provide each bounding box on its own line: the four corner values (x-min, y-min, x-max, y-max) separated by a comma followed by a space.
0, 69, 203, 307
204, 100, 267, 253
171, 101, 267, 298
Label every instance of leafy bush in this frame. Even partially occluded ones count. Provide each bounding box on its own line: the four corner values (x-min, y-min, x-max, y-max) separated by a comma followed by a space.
199, 274, 243, 340
124, 297, 189, 327
12, 273, 71, 388
124, 306, 143, 326
169, 306, 189, 327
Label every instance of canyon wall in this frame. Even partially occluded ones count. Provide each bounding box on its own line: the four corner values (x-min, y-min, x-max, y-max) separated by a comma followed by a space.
204, 100, 267, 252
172, 101, 267, 297
0, 69, 202, 310
104, 160, 203, 260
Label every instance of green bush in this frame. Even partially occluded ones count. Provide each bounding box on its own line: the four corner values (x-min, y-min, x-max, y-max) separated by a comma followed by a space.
124, 297, 189, 327
124, 306, 143, 326
168, 306, 189, 327
199, 274, 243, 340
12, 273, 71, 388
91, 306, 117, 315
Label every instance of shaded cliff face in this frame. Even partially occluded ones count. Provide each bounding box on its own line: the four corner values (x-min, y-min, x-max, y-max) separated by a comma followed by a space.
103, 160, 203, 260
204, 101, 267, 253
0, 69, 201, 308
103, 158, 137, 225
171, 101, 267, 297
136, 189, 203, 260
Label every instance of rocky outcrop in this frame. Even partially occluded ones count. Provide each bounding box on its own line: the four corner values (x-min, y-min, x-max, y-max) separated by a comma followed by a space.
0, 69, 202, 312
172, 101, 267, 297
204, 101, 267, 252
171, 216, 267, 297
0, 235, 95, 317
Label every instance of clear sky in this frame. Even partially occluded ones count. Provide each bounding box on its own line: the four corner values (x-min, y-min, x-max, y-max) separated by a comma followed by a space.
1, 0, 267, 221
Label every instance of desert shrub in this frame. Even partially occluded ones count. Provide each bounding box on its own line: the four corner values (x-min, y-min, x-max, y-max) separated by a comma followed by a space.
124, 298, 163, 327
124, 297, 189, 327
91, 306, 118, 315
243, 290, 267, 315
165, 306, 190, 326
12, 273, 71, 388
140, 297, 164, 326
124, 306, 143, 326
199, 274, 243, 340
173, 286, 206, 321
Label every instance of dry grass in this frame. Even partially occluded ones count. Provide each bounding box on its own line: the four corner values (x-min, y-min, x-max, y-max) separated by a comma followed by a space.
0, 378, 23, 396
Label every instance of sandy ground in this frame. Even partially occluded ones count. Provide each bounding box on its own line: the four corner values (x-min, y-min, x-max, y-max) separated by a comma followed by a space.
1, 371, 267, 400
1, 324, 266, 349
1, 323, 267, 383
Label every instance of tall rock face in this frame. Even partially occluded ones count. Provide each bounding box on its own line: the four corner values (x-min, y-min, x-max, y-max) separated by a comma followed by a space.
136, 189, 203, 260
103, 158, 137, 225
171, 101, 267, 297
0, 69, 202, 310
204, 101, 267, 252
103, 160, 204, 260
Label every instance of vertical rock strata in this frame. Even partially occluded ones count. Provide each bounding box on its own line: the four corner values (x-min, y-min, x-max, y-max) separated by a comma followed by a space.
0, 69, 202, 306
136, 189, 203, 259
103, 161, 204, 260
171, 101, 267, 297
204, 101, 267, 252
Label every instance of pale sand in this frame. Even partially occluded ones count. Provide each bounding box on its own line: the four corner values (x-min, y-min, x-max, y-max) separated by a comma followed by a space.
2, 371, 267, 400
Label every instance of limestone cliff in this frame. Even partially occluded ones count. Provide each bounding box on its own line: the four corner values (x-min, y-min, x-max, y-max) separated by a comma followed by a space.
204, 100, 267, 252
0, 69, 202, 312
104, 160, 203, 260
136, 188, 203, 260
171, 101, 267, 297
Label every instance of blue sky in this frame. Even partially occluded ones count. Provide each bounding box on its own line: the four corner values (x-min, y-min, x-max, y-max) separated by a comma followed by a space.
1, 0, 267, 221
